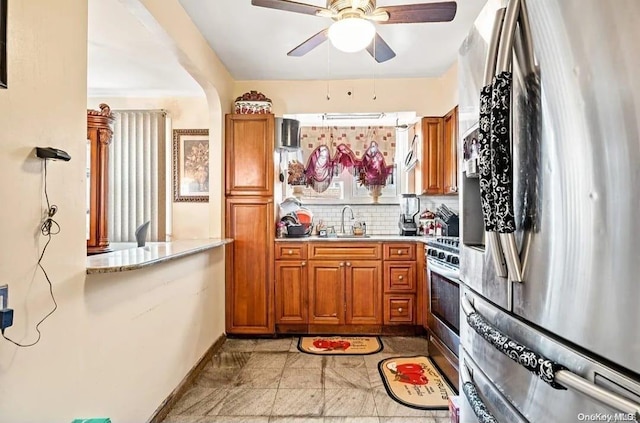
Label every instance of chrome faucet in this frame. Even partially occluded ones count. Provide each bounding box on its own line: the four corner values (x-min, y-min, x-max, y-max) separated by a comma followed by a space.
341, 205, 355, 234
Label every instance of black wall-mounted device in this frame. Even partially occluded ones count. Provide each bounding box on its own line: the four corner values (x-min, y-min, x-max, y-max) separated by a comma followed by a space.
36, 147, 71, 161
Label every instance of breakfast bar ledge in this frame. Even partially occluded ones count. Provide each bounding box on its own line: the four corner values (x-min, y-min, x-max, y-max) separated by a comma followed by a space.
86, 239, 233, 274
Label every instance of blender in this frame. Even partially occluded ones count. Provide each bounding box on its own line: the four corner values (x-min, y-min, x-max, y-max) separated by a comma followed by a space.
398, 194, 420, 236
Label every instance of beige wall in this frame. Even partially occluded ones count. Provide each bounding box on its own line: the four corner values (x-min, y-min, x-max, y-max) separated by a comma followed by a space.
127, 0, 235, 237
234, 63, 458, 118
0, 1, 231, 422
89, 96, 211, 240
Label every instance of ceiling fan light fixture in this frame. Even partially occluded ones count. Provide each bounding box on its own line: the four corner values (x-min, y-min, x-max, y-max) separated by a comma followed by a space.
327, 17, 376, 53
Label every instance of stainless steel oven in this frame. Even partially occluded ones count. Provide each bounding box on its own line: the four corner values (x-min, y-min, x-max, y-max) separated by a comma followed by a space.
425, 237, 460, 391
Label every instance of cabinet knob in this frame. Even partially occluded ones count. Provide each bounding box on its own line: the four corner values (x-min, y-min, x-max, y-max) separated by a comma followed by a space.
339, 262, 345, 267
346, 262, 351, 267
398, 275, 404, 280
397, 250, 403, 255
301, 261, 306, 267
398, 307, 403, 312
331, 313, 337, 317
288, 250, 293, 255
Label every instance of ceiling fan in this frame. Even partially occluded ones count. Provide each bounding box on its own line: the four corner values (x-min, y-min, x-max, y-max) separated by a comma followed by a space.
251, 0, 457, 63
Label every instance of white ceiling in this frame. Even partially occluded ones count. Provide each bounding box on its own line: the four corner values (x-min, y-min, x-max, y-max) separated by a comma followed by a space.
178, 0, 487, 80
87, 0, 486, 96
87, 0, 204, 97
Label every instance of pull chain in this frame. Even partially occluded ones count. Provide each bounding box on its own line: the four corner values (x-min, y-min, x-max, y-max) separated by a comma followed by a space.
372, 37, 377, 100
326, 43, 331, 101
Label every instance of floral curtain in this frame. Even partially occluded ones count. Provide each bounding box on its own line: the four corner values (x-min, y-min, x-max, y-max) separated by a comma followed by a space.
288, 125, 396, 193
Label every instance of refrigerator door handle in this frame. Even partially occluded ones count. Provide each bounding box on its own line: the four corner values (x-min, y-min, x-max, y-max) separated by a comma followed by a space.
462, 293, 568, 389
493, 0, 526, 283
461, 362, 500, 423
554, 371, 640, 421
462, 294, 640, 418
479, 7, 508, 279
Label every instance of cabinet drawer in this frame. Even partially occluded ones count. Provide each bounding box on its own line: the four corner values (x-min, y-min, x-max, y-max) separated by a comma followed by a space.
384, 243, 416, 260
384, 295, 415, 324
384, 262, 416, 293
309, 243, 381, 260
275, 243, 307, 259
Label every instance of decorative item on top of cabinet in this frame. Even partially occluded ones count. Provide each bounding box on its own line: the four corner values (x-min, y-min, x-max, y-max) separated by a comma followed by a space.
87, 104, 114, 255
421, 106, 458, 195
225, 114, 274, 196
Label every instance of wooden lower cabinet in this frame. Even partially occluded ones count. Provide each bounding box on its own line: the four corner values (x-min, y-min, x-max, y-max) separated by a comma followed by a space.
225, 197, 274, 334
274, 241, 421, 334
307, 260, 382, 326
384, 295, 415, 324
308, 261, 345, 325
275, 260, 308, 324
345, 261, 382, 325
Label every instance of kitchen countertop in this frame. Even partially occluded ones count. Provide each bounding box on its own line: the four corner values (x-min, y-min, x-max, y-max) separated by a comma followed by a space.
86, 238, 233, 274
275, 235, 434, 243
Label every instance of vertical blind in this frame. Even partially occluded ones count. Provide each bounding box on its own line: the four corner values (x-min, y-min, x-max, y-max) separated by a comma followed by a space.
108, 110, 167, 242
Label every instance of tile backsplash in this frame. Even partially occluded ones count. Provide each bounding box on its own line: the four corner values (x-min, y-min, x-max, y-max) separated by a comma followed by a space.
303, 195, 459, 235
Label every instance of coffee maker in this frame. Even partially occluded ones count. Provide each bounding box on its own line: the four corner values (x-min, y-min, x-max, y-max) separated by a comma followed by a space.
398, 194, 420, 236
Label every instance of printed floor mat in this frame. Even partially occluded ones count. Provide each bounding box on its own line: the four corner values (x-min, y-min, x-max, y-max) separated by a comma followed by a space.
378, 355, 455, 410
297, 336, 383, 355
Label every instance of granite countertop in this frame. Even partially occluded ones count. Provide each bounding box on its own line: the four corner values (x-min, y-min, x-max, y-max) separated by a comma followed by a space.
275, 235, 433, 243
86, 238, 233, 274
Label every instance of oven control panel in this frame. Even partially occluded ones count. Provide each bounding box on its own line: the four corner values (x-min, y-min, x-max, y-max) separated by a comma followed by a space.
426, 237, 460, 271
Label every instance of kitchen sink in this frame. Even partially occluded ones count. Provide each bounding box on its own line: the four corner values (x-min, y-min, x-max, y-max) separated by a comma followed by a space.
335, 234, 370, 238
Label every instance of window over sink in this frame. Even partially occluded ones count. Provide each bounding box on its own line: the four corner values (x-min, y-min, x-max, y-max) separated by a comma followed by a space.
279, 112, 418, 205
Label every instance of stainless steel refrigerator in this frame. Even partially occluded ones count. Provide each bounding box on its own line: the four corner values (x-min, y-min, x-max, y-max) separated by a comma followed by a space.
457, 0, 640, 421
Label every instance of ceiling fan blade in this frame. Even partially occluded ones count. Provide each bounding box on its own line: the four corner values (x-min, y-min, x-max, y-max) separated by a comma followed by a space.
251, 0, 329, 16
378, 1, 457, 24
366, 33, 396, 63
287, 29, 329, 57
365, 9, 390, 22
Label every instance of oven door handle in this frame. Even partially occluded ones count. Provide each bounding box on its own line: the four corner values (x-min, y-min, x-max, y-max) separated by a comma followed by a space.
462, 295, 640, 419
427, 260, 460, 280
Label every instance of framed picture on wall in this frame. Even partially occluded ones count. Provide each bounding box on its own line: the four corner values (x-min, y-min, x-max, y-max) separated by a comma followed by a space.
172, 128, 209, 202
0, 0, 7, 89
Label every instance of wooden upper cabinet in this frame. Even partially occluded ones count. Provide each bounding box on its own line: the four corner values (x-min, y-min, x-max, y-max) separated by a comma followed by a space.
422, 117, 444, 195
225, 114, 274, 196
421, 106, 458, 196
443, 106, 459, 195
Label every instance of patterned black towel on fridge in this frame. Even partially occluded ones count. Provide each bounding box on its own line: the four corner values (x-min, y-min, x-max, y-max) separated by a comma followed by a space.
490, 71, 516, 233
478, 84, 495, 232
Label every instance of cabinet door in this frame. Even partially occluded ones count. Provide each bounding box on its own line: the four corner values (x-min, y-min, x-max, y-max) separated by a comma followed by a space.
345, 260, 382, 325
308, 261, 344, 325
225, 114, 274, 196
443, 106, 459, 195
422, 117, 444, 195
275, 260, 308, 324
225, 197, 274, 334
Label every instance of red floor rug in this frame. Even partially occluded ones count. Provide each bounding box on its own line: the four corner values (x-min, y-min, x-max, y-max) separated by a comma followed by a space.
378, 355, 455, 410
297, 336, 383, 355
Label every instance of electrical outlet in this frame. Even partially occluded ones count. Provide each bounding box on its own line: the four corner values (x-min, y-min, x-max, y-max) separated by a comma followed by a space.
0, 284, 7, 309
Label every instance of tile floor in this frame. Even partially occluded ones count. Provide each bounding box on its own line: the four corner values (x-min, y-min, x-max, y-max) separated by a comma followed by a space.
162, 336, 452, 423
